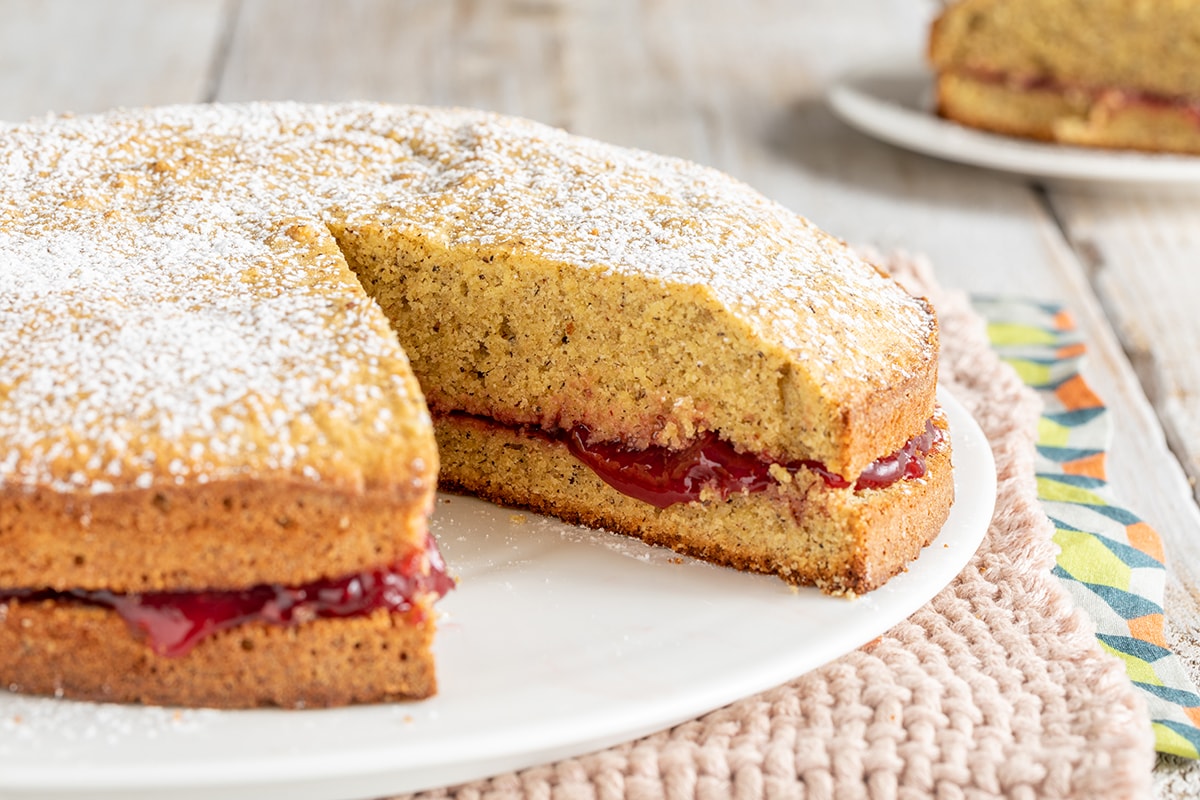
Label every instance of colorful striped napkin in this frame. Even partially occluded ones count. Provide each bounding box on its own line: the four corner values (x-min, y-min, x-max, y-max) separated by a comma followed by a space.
977, 297, 1200, 759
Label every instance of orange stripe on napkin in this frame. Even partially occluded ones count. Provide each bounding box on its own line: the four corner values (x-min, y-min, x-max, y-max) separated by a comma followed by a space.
1055, 374, 1104, 411
1062, 452, 1107, 480
1186, 707, 1200, 729
1128, 614, 1167, 649
1126, 522, 1166, 564
1056, 342, 1087, 360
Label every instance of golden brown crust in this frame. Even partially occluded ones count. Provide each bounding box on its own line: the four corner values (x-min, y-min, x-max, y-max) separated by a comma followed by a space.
0, 479, 431, 594
433, 412, 953, 596
2, 103, 936, 497
4, 100, 936, 502
0, 600, 437, 708
837, 295, 939, 479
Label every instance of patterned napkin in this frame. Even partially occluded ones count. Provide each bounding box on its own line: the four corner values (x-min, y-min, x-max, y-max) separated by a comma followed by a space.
400, 253, 1156, 800
976, 297, 1200, 759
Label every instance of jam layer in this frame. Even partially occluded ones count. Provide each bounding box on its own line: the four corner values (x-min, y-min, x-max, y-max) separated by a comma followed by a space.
569, 419, 944, 507
958, 68, 1200, 127
0, 536, 454, 657
452, 412, 945, 509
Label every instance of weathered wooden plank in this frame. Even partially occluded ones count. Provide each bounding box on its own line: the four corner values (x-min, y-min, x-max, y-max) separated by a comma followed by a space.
0, 0, 229, 123
1045, 189, 1200, 498
216, 0, 576, 125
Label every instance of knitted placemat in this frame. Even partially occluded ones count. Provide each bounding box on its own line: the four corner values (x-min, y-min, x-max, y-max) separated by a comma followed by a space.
400, 253, 1155, 800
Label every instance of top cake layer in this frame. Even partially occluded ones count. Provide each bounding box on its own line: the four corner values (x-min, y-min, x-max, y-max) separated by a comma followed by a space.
0, 103, 936, 502
930, 0, 1200, 99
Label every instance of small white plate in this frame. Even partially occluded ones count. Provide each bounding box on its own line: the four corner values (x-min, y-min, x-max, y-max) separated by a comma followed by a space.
0, 389, 994, 800
827, 66, 1200, 186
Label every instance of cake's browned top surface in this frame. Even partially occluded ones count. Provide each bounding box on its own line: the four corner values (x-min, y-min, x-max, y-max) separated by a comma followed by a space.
0, 103, 934, 495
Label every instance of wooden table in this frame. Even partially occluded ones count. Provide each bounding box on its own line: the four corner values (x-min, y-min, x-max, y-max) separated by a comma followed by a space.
5, 0, 1199, 795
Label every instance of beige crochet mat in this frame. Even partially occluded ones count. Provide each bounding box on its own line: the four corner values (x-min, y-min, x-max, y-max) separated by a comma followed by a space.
399, 254, 1156, 800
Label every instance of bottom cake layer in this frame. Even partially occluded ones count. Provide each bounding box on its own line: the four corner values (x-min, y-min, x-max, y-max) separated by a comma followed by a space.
0, 602, 438, 708
935, 71, 1200, 155
435, 414, 955, 596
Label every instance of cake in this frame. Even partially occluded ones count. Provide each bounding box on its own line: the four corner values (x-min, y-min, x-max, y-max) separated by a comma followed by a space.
0, 102, 953, 709
928, 0, 1200, 154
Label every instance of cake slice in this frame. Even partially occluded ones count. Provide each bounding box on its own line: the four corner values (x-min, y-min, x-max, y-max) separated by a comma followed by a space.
0, 118, 452, 707
929, 0, 1200, 154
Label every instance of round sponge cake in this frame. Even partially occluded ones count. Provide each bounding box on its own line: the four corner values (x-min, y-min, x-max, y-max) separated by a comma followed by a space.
0, 103, 952, 707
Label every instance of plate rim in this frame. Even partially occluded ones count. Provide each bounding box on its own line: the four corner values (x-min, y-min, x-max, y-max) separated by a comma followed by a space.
0, 387, 996, 800
827, 63, 1200, 185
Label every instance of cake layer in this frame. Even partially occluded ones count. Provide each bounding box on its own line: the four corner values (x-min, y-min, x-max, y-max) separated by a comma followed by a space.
935, 71, 1200, 155
0, 602, 438, 708
0, 479, 434, 594
0, 209, 437, 503
434, 412, 953, 595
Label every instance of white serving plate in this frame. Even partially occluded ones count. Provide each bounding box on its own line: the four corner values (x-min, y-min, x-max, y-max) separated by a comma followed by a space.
828, 66, 1200, 186
0, 389, 994, 800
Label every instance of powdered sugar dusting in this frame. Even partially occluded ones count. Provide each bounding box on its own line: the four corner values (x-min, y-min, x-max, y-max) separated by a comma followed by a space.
0, 102, 933, 495
0, 104, 436, 494
330, 104, 933, 388
0, 693, 215, 755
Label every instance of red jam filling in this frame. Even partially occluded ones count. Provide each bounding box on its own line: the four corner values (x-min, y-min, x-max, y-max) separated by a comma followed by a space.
566, 418, 944, 508
1, 535, 454, 658
451, 411, 944, 509
565, 427, 773, 508
962, 68, 1200, 127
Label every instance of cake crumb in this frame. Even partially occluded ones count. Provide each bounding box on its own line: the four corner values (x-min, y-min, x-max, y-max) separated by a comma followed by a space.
768, 463, 794, 484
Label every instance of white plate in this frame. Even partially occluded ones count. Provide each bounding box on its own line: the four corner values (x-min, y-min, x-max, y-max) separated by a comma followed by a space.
0, 389, 994, 800
827, 66, 1200, 186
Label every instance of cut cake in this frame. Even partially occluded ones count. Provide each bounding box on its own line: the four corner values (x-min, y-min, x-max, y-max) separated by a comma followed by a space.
0, 103, 953, 708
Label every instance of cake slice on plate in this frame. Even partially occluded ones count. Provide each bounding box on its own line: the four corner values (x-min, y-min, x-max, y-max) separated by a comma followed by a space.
929, 0, 1200, 154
